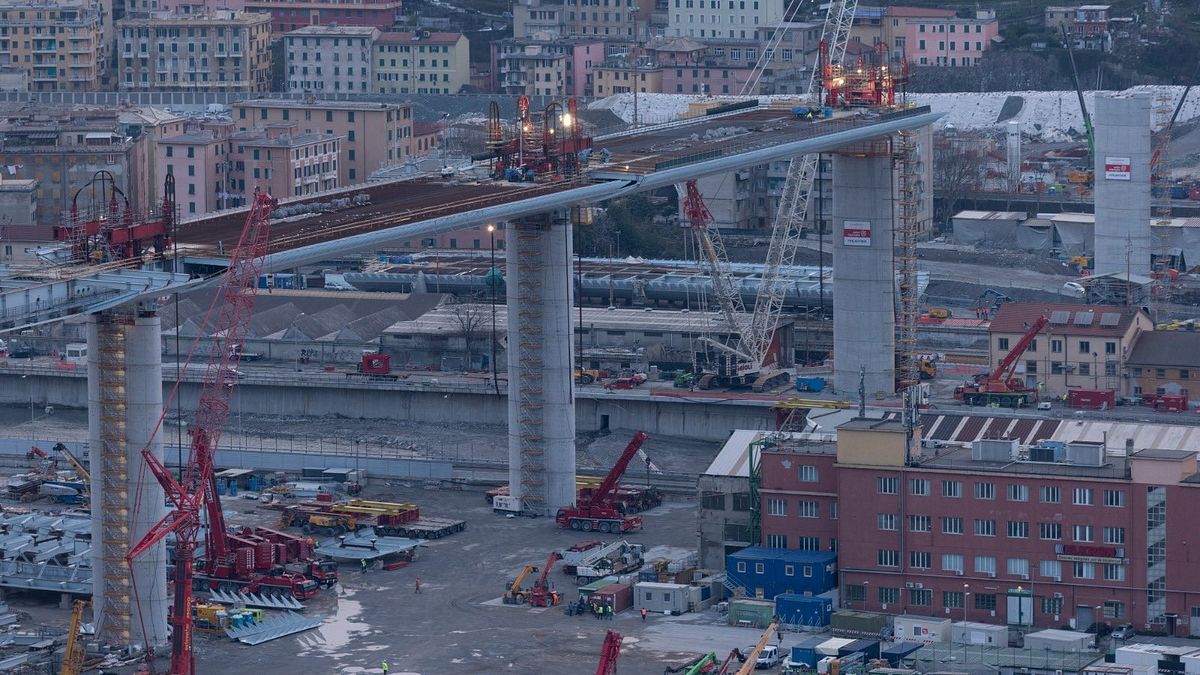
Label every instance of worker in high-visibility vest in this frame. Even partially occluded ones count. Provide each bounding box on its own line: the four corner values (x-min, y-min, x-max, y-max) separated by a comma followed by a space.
382, 661, 389, 674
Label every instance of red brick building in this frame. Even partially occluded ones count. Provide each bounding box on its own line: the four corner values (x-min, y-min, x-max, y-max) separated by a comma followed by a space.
760, 418, 1200, 636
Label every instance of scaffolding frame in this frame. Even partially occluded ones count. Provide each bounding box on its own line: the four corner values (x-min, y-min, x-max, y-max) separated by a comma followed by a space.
514, 222, 547, 511
895, 131, 922, 390
96, 312, 131, 643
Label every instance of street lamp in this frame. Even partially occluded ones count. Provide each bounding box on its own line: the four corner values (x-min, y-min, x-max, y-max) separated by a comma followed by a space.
1092, 352, 1099, 388
487, 224, 500, 395
963, 584, 970, 622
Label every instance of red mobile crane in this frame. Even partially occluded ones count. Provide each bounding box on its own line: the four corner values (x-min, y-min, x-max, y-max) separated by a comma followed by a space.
954, 315, 1049, 408
595, 630, 623, 675
527, 551, 563, 607
127, 190, 276, 675
556, 432, 648, 533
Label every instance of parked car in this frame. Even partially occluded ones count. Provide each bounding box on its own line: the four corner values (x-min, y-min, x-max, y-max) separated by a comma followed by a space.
754, 645, 784, 670
1112, 624, 1135, 640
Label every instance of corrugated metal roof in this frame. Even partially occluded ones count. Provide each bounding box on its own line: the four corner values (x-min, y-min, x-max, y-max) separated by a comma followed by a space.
1049, 419, 1200, 454
704, 429, 762, 477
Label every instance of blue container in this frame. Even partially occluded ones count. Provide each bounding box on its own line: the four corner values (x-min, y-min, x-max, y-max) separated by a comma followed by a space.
796, 376, 825, 392
840, 639, 880, 660
775, 593, 832, 627
823, 107, 833, 118
726, 547, 837, 599
788, 637, 828, 669
880, 642, 923, 667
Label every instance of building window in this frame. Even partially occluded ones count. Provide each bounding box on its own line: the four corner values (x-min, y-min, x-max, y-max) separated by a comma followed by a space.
944, 591, 964, 609
910, 479, 930, 496
1072, 488, 1094, 506
1079, 362, 1091, 376
878, 514, 898, 531
798, 465, 818, 482
1073, 561, 1095, 579
1104, 564, 1126, 582
941, 553, 963, 573
909, 514, 931, 532
1007, 484, 1028, 502
1039, 522, 1062, 540
1105, 341, 1116, 355
766, 534, 787, 548
784, 564, 795, 576
799, 501, 819, 518
1051, 339, 1062, 353
974, 519, 996, 536
877, 477, 898, 494
1181, 369, 1191, 379
1007, 558, 1030, 578
732, 493, 752, 511
1103, 600, 1125, 619
846, 585, 865, 602
829, 502, 837, 520
1007, 521, 1029, 538
909, 588, 933, 606
1040, 486, 1060, 503
1042, 596, 1063, 615
975, 557, 998, 576
998, 337, 1009, 350
700, 493, 724, 510
942, 516, 963, 534
974, 593, 997, 611
1103, 490, 1125, 507
755, 563, 764, 574
878, 550, 900, 567
1040, 560, 1062, 579
878, 587, 899, 604
1073, 524, 1094, 542
1104, 526, 1126, 544
974, 482, 995, 500
1051, 361, 1064, 374
166, 146, 174, 157
942, 480, 962, 498
797, 536, 820, 551
767, 499, 787, 516
908, 551, 931, 569
1079, 340, 1090, 354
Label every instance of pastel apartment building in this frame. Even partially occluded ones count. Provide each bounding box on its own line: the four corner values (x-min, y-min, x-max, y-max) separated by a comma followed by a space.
0, 2, 108, 92
903, 9, 999, 66
233, 98, 412, 184
243, 0, 401, 33
665, 0, 784, 40
373, 31, 470, 95
284, 25, 378, 93
492, 37, 603, 97
117, 11, 272, 91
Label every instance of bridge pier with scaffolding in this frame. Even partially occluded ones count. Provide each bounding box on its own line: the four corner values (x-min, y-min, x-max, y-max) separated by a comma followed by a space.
505, 212, 577, 515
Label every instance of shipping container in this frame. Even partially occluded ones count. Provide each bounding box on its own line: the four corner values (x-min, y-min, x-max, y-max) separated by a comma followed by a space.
635, 581, 690, 615
839, 639, 880, 660
1068, 388, 1116, 410
879, 642, 924, 667
728, 598, 775, 629
816, 638, 855, 657
1024, 629, 1093, 653
726, 547, 837, 600
776, 593, 833, 628
831, 610, 891, 638
893, 615, 951, 643
592, 583, 633, 613
787, 637, 829, 669
951, 621, 1008, 646
576, 576, 619, 603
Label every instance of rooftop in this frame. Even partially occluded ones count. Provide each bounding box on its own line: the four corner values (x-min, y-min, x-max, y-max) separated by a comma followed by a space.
1126, 331, 1200, 368
989, 302, 1144, 337
234, 131, 341, 147
234, 98, 408, 112
953, 210, 1028, 221
284, 25, 379, 37
730, 546, 836, 563
376, 31, 463, 45
1132, 448, 1196, 461
161, 131, 221, 145
118, 10, 269, 25
915, 444, 1129, 479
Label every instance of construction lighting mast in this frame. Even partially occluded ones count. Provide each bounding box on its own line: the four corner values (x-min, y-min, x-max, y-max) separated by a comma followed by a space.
127, 190, 275, 675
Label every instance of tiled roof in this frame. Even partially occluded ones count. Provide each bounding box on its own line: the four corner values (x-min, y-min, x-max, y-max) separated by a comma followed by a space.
1126, 331, 1200, 368
989, 302, 1142, 337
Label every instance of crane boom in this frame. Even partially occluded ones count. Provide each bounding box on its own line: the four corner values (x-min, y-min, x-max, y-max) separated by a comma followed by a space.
992, 315, 1048, 383
596, 630, 623, 675
1151, 85, 1193, 175
586, 431, 649, 508
127, 190, 275, 675
735, 622, 779, 675
533, 551, 562, 592
677, 181, 748, 338
1061, 25, 1095, 167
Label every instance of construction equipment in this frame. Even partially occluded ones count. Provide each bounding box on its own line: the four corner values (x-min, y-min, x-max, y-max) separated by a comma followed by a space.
556, 432, 649, 533
53, 171, 174, 262
127, 190, 276, 675
954, 315, 1048, 408
1061, 24, 1095, 173
917, 357, 937, 380
576, 368, 602, 384
736, 622, 780, 675
503, 563, 538, 604
975, 288, 1012, 317
596, 630, 623, 675
346, 353, 406, 381
528, 551, 563, 607
53, 443, 90, 483
573, 541, 645, 584
59, 599, 89, 675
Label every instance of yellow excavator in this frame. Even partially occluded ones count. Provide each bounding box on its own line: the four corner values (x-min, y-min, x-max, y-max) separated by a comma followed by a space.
59, 599, 89, 675
503, 563, 538, 604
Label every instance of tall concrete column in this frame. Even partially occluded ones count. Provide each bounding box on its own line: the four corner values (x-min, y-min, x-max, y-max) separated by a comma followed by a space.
89, 308, 168, 647
1094, 92, 1151, 276
506, 213, 576, 515
832, 151, 895, 396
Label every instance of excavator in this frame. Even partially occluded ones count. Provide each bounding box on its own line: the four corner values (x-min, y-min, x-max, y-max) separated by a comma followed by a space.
528, 551, 563, 607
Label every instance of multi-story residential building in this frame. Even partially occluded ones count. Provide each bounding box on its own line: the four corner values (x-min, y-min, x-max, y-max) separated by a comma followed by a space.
232, 98, 412, 184
665, 0, 783, 40
513, 0, 566, 38
118, 105, 185, 212
1050, 4, 1111, 50
988, 303, 1152, 396
373, 31, 469, 95
849, 5, 955, 61
761, 418, 1200, 636
117, 11, 272, 92
1044, 6, 1076, 32
1124, 332, 1200, 399
158, 120, 234, 215
492, 37, 604, 97
244, 0, 401, 33
563, 0, 654, 40
283, 25, 378, 93
592, 60, 663, 96
0, 3, 107, 91
0, 109, 149, 225
903, 9, 1000, 67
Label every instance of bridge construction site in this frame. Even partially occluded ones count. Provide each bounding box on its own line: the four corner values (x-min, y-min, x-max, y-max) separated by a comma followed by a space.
0, 0, 961, 669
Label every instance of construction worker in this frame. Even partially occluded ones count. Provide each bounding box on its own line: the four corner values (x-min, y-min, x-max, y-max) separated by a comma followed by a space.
414, 577, 422, 594
382, 661, 389, 674
360, 558, 368, 574
606, 603, 614, 621
641, 607, 648, 622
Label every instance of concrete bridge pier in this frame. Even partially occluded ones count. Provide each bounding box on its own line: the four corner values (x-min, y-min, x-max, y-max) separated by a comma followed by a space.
505, 211, 576, 515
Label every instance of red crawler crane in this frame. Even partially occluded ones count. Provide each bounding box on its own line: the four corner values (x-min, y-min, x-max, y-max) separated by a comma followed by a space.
595, 630, 623, 675
126, 190, 276, 675
954, 314, 1049, 408
555, 432, 648, 533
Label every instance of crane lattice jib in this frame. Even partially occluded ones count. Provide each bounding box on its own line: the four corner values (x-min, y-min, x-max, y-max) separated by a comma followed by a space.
677, 182, 747, 335
806, 0, 858, 99
127, 191, 275, 675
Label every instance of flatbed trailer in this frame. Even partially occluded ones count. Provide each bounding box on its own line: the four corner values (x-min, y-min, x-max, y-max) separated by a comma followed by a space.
388, 517, 467, 539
